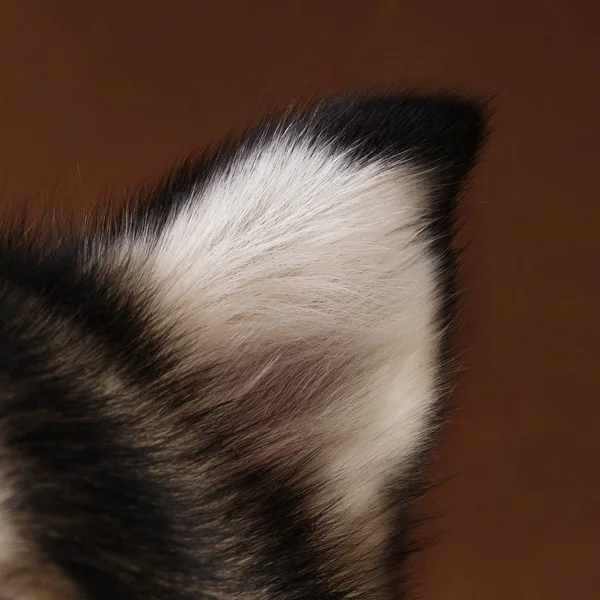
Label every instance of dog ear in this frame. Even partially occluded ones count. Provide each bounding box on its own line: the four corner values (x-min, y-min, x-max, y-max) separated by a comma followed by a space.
0, 95, 484, 600
126, 91, 484, 520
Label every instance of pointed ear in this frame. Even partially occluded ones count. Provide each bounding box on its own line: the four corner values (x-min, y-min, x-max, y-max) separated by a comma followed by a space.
124, 92, 485, 591
135, 89, 484, 517
143, 91, 485, 446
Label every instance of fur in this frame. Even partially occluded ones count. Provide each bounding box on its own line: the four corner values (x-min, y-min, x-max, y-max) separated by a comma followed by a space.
0, 95, 484, 599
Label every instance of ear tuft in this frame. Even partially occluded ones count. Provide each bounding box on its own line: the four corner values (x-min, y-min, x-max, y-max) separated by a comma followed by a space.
298, 93, 486, 186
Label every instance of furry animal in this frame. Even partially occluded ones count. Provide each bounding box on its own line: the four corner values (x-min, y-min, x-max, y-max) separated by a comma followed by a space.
0, 94, 483, 599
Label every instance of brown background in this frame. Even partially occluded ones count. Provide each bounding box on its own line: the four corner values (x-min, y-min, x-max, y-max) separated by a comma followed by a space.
1, 1, 598, 598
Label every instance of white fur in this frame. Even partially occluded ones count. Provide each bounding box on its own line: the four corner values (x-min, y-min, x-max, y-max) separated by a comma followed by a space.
114, 133, 442, 527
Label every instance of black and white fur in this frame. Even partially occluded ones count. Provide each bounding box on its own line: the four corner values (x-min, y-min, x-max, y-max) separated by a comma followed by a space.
0, 95, 483, 599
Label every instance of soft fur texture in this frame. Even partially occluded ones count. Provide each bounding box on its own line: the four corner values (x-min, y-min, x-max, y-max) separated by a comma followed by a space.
0, 95, 483, 599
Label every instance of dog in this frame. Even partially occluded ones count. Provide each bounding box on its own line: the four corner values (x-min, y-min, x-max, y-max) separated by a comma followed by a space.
0, 94, 484, 599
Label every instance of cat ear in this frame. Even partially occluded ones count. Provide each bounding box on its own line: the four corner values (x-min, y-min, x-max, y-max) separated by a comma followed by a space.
134, 91, 484, 495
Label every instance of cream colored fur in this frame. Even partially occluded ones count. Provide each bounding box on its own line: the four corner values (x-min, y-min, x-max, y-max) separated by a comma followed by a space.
112, 134, 442, 545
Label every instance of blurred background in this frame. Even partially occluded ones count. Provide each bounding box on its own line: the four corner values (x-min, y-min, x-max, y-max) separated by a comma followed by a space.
0, 1, 598, 598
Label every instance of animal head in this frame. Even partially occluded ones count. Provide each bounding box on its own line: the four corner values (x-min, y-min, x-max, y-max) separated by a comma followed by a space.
0, 94, 484, 599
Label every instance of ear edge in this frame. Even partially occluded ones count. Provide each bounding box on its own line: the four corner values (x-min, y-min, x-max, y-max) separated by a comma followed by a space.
118, 92, 487, 238
305, 93, 487, 186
